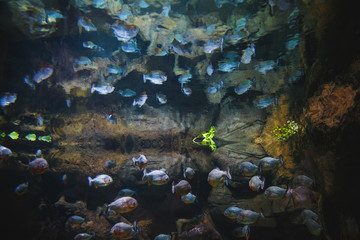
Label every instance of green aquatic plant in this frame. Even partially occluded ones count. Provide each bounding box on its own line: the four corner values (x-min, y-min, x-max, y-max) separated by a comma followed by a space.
192, 126, 216, 151
1, 132, 5, 137
25, 133, 37, 141
271, 120, 300, 141
38, 135, 52, 142
8, 131, 19, 140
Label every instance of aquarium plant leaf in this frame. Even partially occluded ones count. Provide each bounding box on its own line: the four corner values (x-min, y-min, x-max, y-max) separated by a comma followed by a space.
193, 126, 217, 151
38, 135, 52, 142
8, 131, 19, 140
25, 133, 37, 141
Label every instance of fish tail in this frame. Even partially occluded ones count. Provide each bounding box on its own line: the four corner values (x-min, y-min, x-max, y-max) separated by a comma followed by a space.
143, 74, 147, 83
260, 208, 265, 219
132, 99, 137, 107
88, 177, 92, 186
227, 167, 232, 180
172, 181, 175, 194
261, 177, 265, 189
90, 84, 95, 93
142, 168, 147, 181
131, 157, 136, 166
279, 154, 284, 166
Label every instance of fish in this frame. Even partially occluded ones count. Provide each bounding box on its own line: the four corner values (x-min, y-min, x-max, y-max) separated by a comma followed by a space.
203, 38, 224, 54
142, 168, 169, 186
132, 92, 148, 108
132, 154, 148, 170
169, 39, 192, 56
232, 225, 250, 239
241, 43, 255, 64
45, 9, 65, 23
301, 209, 319, 222
118, 88, 136, 97
111, 21, 139, 42
24, 75, 35, 90
172, 180, 191, 197
117, 189, 136, 198
292, 175, 314, 188
105, 160, 116, 168
207, 167, 232, 188
62, 174, 68, 184
234, 77, 255, 95
182, 87, 192, 96
88, 174, 113, 188
78, 16, 97, 32
110, 221, 140, 239
65, 99, 71, 108
14, 182, 29, 196
239, 161, 258, 176
255, 60, 279, 74
286, 33, 299, 50
73, 57, 92, 71
82, 41, 104, 52
253, 95, 278, 109
143, 71, 167, 85
90, 84, 115, 95
0, 145, 12, 157
121, 39, 141, 54
237, 209, 264, 224
66, 215, 87, 226
181, 192, 197, 204
92, 0, 108, 9
226, 31, 248, 44
107, 65, 124, 75
74, 233, 95, 240
161, 1, 171, 17
29, 157, 48, 174
133, 0, 149, 8
264, 186, 287, 200
105, 114, 117, 124
178, 74, 192, 87
183, 167, 195, 180
0, 92, 17, 107
35, 149, 42, 157
116, 8, 133, 21
258, 155, 284, 172
156, 93, 167, 104
224, 206, 243, 219
249, 175, 265, 192
218, 61, 240, 72
154, 234, 172, 240
304, 218, 323, 236
105, 196, 138, 215
206, 64, 214, 76
32, 64, 53, 84
36, 115, 43, 126
286, 186, 317, 209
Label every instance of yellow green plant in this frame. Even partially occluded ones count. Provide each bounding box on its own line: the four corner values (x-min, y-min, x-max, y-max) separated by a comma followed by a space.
271, 120, 300, 141
192, 126, 216, 151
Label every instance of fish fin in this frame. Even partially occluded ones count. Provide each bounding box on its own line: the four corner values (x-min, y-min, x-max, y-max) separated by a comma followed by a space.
90, 84, 95, 93
143, 74, 146, 83
260, 208, 265, 219
131, 157, 136, 166
172, 181, 175, 194
88, 177, 92, 186
227, 167, 232, 180
183, 171, 186, 179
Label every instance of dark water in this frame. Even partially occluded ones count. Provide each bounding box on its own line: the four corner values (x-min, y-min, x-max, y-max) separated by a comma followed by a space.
1, 0, 359, 240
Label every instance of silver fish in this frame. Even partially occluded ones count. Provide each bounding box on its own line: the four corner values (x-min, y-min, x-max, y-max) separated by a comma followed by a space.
118, 89, 136, 97
24, 75, 35, 90
132, 154, 148, 170
206, 64, 214, 76
249, 176, 265, 192
143, 71, 167, 85
224, 206, 243, 219
106, 196, 138, 214
264, 186, 287, 200
207, 167, 232, 188
237, 209, 264, 224
111, 21, 139, 42
239, 161, 258, 176
88, 174, 113, 188
156, 93, 167, 104
241, 43, 255, 64
110, 221, 139, 239
181, 192, 196, 204
33, 65, 53, 83
132, 92, 148, 108
15, 182, 29, 196
142, 168, 169, 186
74, 233, 95, 240
182, 87, 192, 96
78, 16, 97, 32
0, 145, 12, 157
90, 84, 115, 95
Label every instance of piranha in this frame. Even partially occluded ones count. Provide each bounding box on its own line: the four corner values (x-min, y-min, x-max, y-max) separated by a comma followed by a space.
304, 218, 323, 236
74, 232, 95, 240
181, 192, 197, 204
66, 215, 87, 227
172, 180, 191, 197
15, 182, 29, 196
237, 209, 264, 225
301, 209, 319, 223
156, 93, 167, 104
264, 186, 287, 200
224, 206, 243, 219
78, 16, 97, 32
0, 145, 12, 157
29, 157, 48, 174
143, 71, 167, 85
258, 155, 284, 172
239, 161, 258, 177
117, 189, 136, 198
232, 225, 250, 240
234, 77, 255, 95
131, 154, 148, 170
142, 168, 169, 186
154, 234, 171, 240
111, 20, 139, 42
0, 92, 17, 107
110, 221, 140, 239
90, 84, 115, 95
105, 196, 138, 215
292, 175, 314, 188
183, 167, 195, 180
105, 159, 116, 169
88, 174, 113, 188
132, 92, 148, 108
249, 175, 265, 192
207, 167, 232, 188
118, 88, 136, 97
33, 64, 53, 83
